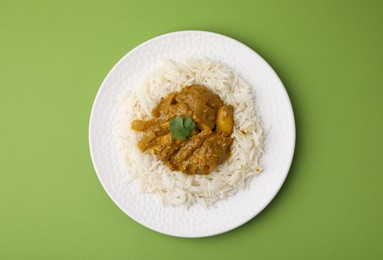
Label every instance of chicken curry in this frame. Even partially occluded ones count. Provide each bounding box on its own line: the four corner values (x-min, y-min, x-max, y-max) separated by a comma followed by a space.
131, 85, 234, 175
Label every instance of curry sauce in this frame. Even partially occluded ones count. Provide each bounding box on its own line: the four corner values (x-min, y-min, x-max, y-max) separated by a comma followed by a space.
131, 85, 234, 175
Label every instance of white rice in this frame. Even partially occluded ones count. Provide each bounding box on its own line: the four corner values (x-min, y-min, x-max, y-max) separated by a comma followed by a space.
118, 59, 264, 208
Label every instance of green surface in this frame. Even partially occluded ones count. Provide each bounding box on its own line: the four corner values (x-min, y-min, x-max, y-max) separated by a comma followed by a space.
1, 0, 382, 259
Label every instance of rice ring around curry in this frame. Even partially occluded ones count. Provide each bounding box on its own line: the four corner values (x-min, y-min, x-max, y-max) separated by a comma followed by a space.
118, 59, 264, 207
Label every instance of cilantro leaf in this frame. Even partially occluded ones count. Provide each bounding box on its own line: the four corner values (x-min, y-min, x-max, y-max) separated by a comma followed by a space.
169, 116, 195, 140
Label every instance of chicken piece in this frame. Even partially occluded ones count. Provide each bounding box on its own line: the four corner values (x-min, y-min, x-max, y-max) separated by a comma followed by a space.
152, 93, 176, 117
131, 118, 157, 132
171, 129, 212, 168
175, 85, 223, 129
136, 122, 170, 151
181, 134, 233, 175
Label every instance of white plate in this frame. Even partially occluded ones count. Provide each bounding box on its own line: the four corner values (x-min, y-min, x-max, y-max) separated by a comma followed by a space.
89, 31, 295, 237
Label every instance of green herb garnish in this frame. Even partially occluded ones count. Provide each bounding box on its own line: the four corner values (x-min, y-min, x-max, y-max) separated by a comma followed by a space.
169, 116, 195, 140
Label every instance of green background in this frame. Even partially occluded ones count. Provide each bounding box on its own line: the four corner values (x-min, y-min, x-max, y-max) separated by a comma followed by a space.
1, 0, 382, 259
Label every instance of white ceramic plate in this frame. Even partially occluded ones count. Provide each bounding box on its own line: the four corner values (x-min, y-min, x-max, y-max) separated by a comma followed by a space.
89, 31, 295, 237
